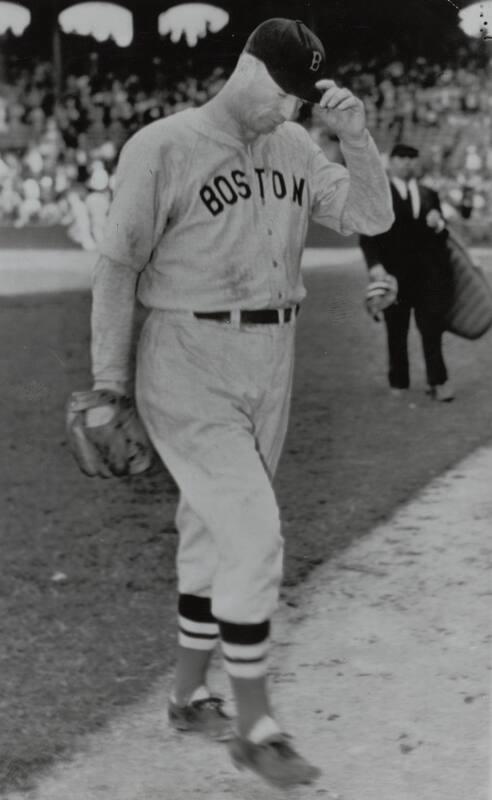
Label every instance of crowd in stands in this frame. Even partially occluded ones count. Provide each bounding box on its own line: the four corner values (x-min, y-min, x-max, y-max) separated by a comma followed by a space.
0, 51, 491, 248
0, 61, 227, 248
310, 53, 492, 242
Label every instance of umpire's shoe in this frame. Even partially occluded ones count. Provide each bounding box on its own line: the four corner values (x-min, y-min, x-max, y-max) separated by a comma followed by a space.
229, 732, 322, 788
168, 694, 234, 741
428, 381, 455, 402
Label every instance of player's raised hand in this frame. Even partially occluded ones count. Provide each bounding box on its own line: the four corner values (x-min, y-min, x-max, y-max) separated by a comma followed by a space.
314, 79, 366, 144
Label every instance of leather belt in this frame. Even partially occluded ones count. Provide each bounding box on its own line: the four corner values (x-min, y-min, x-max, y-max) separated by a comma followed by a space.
193, 305, 299, 325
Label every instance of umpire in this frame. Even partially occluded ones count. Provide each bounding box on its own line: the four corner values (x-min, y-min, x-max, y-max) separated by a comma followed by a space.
360, 143, 455, 401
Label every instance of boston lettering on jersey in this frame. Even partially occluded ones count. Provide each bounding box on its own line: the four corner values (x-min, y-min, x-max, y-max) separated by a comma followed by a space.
199, 168, 306, 217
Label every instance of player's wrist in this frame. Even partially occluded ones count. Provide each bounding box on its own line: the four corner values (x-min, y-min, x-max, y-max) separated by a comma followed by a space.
92, 380, 128, 396
339, 129, 369, 148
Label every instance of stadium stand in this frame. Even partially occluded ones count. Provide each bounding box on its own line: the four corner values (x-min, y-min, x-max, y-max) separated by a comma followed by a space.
0, 51, 490, 246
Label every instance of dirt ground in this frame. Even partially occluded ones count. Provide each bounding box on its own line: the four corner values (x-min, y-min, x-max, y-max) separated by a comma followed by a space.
1, 258, 492, 794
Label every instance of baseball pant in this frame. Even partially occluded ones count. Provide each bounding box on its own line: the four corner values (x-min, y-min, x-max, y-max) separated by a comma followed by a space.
136, 309, 296, 624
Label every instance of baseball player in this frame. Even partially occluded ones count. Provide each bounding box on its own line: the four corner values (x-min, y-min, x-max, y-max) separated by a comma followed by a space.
79, 18, 394, 789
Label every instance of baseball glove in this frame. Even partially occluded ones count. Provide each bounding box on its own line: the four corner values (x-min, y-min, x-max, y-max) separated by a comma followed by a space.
364, 274, 398, 321
66, 389, 154, 478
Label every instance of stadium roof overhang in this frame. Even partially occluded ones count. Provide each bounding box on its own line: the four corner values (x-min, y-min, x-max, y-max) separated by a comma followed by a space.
0, 1, 235, 47
0, 0, 235, 17
459, 0, 492, 38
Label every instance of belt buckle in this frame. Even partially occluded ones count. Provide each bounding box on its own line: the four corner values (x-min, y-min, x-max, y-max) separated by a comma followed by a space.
278, 308, 285, 325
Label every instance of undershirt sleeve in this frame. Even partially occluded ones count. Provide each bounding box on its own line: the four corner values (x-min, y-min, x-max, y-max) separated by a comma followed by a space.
90, 129, 175, 390
98, 133, 172, 270
308, 130, 394, 236
91, 255, 139, 391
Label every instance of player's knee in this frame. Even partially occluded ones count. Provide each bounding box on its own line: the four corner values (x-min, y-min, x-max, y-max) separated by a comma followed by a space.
213, 536, 283, 623
216, 491, 284, 621
241, 485, 282, 559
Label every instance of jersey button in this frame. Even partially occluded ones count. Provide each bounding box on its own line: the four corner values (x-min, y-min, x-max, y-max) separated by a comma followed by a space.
272, 260, 278, 268
268, 228, 272, 235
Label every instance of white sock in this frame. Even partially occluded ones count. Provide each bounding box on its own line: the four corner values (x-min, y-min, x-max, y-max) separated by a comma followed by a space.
170, 685, 210, 706
247, 715, 281, 744
189, 685, 211, 703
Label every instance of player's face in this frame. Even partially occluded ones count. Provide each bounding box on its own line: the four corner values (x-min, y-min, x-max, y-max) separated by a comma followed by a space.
242, 70, 302, 134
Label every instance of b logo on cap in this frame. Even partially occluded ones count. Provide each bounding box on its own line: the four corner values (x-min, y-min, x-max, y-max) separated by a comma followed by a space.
309, 51, 322, 72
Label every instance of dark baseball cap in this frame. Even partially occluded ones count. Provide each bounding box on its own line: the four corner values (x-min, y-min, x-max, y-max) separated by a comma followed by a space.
244, 18, 326, 103
390, 143, 420, 159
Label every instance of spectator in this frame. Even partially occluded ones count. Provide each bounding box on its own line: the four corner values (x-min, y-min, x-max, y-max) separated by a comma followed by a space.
0, 52, 490, 242
65, 184, 96, 251
85, 160, 111, 245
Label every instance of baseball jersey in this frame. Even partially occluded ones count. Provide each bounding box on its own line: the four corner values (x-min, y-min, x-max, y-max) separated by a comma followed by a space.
92, 108, 393, 386
98, 107, 392, 311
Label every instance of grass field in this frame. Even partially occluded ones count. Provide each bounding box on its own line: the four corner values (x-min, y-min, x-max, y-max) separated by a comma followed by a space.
1, 254, 492, 793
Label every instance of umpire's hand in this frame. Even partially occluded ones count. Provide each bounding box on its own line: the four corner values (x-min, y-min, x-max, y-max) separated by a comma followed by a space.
315, 79, 366, 144
426, 209, 446, 233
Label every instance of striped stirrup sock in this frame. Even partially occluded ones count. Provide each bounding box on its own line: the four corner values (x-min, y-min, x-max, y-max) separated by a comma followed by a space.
178, 594, 219, 651
219, 619, 270, 679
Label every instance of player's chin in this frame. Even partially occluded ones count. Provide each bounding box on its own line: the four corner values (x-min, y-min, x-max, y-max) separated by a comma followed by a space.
262, 119, 285, 133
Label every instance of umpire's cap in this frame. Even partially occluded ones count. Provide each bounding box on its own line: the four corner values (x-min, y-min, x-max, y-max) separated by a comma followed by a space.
390, 143, 420, 159
244, 18, 326, 103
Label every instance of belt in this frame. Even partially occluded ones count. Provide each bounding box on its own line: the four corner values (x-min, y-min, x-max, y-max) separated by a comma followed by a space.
193, 305, 299, 325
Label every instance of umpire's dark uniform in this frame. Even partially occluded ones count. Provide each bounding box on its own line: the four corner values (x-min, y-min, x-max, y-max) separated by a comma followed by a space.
360, 146, 452, 391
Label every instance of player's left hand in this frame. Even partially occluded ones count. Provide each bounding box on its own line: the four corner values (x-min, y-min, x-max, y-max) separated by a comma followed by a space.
66, 389, 154, 478
315, 79, 366, 144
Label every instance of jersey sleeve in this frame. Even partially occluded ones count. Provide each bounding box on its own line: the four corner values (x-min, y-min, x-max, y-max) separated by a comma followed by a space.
306, 130, 394, 236
98, 131, 173, 270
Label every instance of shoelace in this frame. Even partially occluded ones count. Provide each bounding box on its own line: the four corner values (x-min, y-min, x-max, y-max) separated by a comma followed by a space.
259, 734, 296, 757
192, 696, 229, 717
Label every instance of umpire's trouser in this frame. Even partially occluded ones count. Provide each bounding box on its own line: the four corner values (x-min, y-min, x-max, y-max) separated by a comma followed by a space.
384, 297, 448, 389
135, 309, 296, 624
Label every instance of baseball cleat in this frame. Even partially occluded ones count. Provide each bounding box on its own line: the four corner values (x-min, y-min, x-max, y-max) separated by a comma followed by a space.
168, 695, 234, 741
229, 732, 322, 788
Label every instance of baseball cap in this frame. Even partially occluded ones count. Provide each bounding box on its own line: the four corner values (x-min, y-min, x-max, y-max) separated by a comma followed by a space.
244, 18, 326, 103
390, 143, 420, 159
